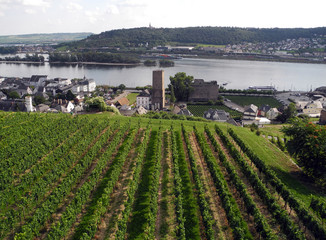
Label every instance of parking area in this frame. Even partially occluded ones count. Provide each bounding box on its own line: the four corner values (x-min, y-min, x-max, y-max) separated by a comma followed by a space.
275, 91, 311, 106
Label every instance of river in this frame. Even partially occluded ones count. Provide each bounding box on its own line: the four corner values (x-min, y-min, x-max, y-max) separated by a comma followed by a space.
0, 57, 325, 91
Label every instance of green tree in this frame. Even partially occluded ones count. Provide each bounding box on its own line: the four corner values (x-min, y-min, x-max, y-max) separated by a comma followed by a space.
168, 72, 194, 101
118, 84, 126, 92
66, 90, 76, 101
8, 91, 20, 99
282, 118, 326, 181
34, 95, 46, 105
85, 97, 107, 112
170, 85, 176, 103
276, 102, 297, 123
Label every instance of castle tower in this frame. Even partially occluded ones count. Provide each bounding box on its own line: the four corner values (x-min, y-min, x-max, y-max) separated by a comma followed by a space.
25, 96, 34, 112
151, 70, 165, 110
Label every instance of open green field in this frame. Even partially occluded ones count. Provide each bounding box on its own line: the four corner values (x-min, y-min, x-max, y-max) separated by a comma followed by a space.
196, 44, 226, 48
0, 112, 325, 240
226, 95, 282, 108
187, 104, 242, 119
257, 124, 288, 138
0, 33, 91, 45
126, 92, 138, 105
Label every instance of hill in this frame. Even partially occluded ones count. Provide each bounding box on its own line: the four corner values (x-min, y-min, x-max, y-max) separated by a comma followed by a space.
1, 112, 325, 239
61, 26, 326, 49
0, 32, 92, 45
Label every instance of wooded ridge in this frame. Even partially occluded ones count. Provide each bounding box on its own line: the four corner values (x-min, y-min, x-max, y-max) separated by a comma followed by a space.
61, 26, 326, 49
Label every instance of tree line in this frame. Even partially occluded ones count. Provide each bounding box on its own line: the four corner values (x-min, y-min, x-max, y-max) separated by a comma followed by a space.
61, 27, 326, 49
48, 52, 140, 64
0, 53, 44, 62
0, 46, 18, 54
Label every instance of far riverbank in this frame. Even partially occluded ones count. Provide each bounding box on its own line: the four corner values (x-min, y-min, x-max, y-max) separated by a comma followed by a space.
186, 53, 326, 65
0, 60, 140, 66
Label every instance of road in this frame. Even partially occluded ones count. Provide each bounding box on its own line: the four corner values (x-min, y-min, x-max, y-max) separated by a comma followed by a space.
111, 90, 132, 103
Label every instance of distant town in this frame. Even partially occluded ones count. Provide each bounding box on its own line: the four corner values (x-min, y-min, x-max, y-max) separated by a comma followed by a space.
198, 36, 326, 61
1, 70, 326, 126
1, 34, 326, 64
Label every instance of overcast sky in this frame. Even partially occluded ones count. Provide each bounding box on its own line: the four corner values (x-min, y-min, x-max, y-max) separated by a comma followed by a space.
0, 0, 326, 35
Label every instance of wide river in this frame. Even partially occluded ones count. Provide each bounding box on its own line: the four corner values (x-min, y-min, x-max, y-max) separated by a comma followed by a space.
0, 57, 325, 91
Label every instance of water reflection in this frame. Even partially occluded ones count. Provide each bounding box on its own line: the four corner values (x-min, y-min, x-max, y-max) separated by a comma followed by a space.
0, 58, 325, 91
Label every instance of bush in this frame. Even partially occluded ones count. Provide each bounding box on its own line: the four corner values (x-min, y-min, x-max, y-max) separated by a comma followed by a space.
282, 118, 326, 180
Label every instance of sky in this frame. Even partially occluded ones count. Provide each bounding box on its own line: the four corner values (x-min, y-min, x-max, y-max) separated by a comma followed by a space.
0, 0, 326, 35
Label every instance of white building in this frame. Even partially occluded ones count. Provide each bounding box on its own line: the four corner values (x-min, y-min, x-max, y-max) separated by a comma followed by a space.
54, 78, 71, 86
243, 104, 258, 120
136, 90, 151, 109
297, 101, 323, 117
80, 78, 96, 92
266, 108, 280, 120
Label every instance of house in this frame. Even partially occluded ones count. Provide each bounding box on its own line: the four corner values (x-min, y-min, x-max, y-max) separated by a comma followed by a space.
177, 108, 193, 116
120, 104, 131, 111
0, 91, 7, 100
0, 78, 24, 89
258, 104, 271, 117
55, 78, 96, 95
54, 78, 71, 86
297, 101, 323, 117
172, 105, 181, 114
45, 83, 58, 94
29, 75, 47, 87
243, 104, 258, 120
0, 100, 27, 112
15, 85, 33, 98
135, 106, 148, 115
0, 96, 35, 112
115, 97, 129, 107
266, 108, 280, 120
33, 86, 46, 94
242, 104, 259, 125
203, 109, 230, 122
136, 90, 151, 109
51, 99, 75, 113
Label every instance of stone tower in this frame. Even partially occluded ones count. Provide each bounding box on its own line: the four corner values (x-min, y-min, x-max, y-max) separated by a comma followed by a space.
25, 96, 34, 112
151, 70, 165, 110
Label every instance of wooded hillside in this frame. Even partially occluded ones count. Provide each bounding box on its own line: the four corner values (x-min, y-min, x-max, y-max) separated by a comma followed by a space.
61, 26, 326, 49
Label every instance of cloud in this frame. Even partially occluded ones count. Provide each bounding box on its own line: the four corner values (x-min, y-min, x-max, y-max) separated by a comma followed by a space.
66, 2, 83, 12
0, 0, 11, 16
85, 9, 100, 24
121, 0, 149, 7
25, 8, 36, 14
106, 4, 119, 15
21, 0, 51, 7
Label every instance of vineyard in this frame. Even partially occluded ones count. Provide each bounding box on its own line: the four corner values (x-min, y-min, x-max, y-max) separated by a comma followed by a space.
0, 112, 325, 240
